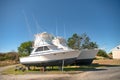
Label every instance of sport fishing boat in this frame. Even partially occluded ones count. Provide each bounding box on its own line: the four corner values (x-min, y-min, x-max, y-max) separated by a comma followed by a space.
75, 49, 98, 65
20, 32, 80, 67
52, 37, 99, 65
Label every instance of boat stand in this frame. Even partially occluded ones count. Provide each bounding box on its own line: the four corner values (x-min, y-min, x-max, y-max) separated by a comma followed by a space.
26, 66, 30, 70
59, 59, 64, 71
40, 66, 46, 72
62, 59, 64, 71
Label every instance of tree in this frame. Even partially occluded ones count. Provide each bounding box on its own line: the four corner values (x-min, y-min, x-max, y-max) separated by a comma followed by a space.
67, 33, 82, 49
82, 42, 98, 49
18, 41, 33, 56
67, 33, 98, 50
97, 49, 108, 58
81, 33, 98, 49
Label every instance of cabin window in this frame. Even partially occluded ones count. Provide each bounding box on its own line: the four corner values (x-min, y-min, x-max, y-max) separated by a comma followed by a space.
44, 46, 49, 50
35, 47, 43, 52
35, 46, 49, 52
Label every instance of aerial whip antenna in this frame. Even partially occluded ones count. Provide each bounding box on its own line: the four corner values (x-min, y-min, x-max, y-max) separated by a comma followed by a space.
22, 10, 32, 39
63, 24, 66, 39
32, 15, 40, 33
55, 19, 58, 37
32, 14, 48, 33
32, 14, 45, 33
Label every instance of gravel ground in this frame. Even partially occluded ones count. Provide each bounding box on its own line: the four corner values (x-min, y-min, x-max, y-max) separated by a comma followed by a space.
0, 65, 120, 80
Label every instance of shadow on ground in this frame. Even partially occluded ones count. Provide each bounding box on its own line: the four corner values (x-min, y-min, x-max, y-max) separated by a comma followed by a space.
91, 63, 120, 67
20, 63, 120, 75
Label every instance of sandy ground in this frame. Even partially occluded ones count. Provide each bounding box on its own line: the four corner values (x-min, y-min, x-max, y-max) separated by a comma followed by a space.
0, 74, 71, 80
0, 65, 120, 80
0, 65, 19, 73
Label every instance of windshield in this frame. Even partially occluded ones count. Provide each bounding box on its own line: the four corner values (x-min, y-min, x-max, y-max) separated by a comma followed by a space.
35, 46, 49, 52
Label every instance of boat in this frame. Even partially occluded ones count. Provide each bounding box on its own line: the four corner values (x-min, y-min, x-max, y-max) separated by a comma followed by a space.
74, 49, 99, 65
20, 32, 80, 67
52, 37, 99, 65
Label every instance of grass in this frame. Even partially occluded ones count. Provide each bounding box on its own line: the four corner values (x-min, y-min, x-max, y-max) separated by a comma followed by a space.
1, 64, 106, 75
2, 64, 120, 75
1, 65, 95, 75
1, 59, 120, 75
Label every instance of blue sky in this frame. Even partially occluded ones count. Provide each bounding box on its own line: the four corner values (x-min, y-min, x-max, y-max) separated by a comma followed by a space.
0, 0, 120, 53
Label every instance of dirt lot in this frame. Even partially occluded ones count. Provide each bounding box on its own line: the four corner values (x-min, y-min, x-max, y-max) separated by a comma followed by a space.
0, 59, 120, 80
1, 66, 120, 80
93, 59, 120, 65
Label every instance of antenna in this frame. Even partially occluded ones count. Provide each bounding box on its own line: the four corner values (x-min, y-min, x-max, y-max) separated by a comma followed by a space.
32, 15, 40, 33
22, 10, 32, 39
56, 19, 58, 37
63, 24, 66, 39
32, 14, 47, 33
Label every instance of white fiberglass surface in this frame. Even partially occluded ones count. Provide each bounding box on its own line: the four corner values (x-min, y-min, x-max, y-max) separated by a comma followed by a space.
77, 49, 98, 59
30, 44, 74, 56
20, 50, 79, 63
30, 49, 75, 56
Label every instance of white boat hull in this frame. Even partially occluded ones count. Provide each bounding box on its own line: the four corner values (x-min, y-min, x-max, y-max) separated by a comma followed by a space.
74, 49, 99, 65
20, 50, 80, 66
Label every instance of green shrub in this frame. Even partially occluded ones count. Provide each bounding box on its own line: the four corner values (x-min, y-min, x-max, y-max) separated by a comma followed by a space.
97, 50, 108, 58
0, 52, 19, 61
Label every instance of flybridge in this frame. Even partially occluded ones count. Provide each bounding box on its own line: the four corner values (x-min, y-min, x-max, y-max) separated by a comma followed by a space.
34, 32, 53, 47
33, 32, 70, 50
